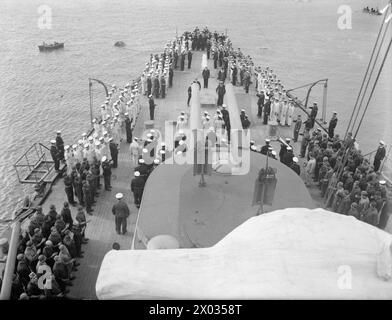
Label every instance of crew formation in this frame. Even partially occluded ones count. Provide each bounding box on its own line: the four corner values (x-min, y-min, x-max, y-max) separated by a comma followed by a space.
2, 27, 390, 300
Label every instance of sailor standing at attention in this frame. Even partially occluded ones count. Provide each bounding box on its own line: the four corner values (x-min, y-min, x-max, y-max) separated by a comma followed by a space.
112, 193, 130, 235
130, 138, 140, 167
50, 140, 60, 171
287, 99, 295, 127
56, 131, 65, 162
328, 112, 338, 139
280, 99, 288, 126
148, 94, 156, 120
64, 145, 72, 175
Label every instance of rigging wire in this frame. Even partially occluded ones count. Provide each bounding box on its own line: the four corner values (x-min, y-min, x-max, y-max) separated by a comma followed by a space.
344, 6, 390, 139
349, 13, 392, 136
354, 36, 392, 138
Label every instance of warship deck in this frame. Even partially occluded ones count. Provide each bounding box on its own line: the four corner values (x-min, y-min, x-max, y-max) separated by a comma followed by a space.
32, 50, 323, 299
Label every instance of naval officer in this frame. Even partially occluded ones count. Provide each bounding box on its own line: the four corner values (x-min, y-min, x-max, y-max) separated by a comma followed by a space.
112, 193, 130, 235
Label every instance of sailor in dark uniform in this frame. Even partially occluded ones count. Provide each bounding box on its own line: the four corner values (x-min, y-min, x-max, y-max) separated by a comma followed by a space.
213, 50, 218, 69
160, 76, 166, 99
131, 171, 146, 209
82, 180, 93, 214
328, 111, 338, 139
279, 138, 291, 163
63, 174, 76, 205
180, 51, 186, 71
216, 82, 226, 107
168, 67, 174, 88
173, 51, 178, 69
187, 50, 193, 69
220, 104, 231, 142
50, 140, 60, 171
109, 137, 119, 168
256, 91, 265, 118
202, 67, 210, 88
260, 139, 271, 155
56, 131, 64, 162
290, 157, 301, 175
148, 94, 156, 120
232, 64, 238, 86
153, 75, 160, 99
101, 156, 112, 191
283, 146, 294, 166
146, 75, 152, 96
124, 113, 133, 143
135, 158, 149, 177
263, 97, 271, 125
374, 141, 386, 172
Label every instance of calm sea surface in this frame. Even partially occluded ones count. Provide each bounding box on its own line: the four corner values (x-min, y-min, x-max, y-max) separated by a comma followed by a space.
0, 0, 391, 234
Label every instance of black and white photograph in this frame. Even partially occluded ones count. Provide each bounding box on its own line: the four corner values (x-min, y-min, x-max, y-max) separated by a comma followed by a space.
0, 0, 392, 306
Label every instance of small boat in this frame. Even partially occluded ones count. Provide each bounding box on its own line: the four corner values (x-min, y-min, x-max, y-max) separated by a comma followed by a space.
38, 42, 64, 52
114, 41, 126, 47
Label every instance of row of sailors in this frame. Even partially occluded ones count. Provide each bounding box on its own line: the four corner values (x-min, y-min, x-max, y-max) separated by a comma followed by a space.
63, 135, 115, 174
267, 96, 296, 126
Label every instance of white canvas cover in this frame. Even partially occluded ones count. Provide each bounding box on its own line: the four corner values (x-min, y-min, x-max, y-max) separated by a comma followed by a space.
96, 208, 392, 299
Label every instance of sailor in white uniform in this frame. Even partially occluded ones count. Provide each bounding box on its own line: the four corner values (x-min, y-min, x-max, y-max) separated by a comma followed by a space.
130, 137, 140, 167
94, 141, 103, 162
64, 145, 72, 175
280, 99, 288, 126
287, 99, 295, 127
176, 116, 187, 132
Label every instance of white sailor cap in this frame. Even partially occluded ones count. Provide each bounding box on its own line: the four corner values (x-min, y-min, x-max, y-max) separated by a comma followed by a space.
124, 112, 129, 116
78, 140, 83, 144
138, 159, 145, 164
159, 150, 166, 154
50, 140, 56, 144
293, 157, 299, 163
72, 144, 77, 149
161, 142, 166, 147
102, 156, 107, 162
99, 137, 104, 141
95, 141, 100, 146
180, 116, 185, 119
272, 151, 277, 156
179, 140, 185, 145
178, 130, 184, 135
88, 136, 93, 141
333, 111, 337, 114
101, 105, 106, 108
222, 104, 227, 108
142, 148, 148, 153
146, 133, 153, 138
56, 130, 61, 134
149, 94, 153, 98
64, 145, 70, 150
93, 132, 98, 138
265, 138, 271, 143
285, 138, 291, 142
108, 137, 113, 142
379, 180, 386, 185
134, 171, 140, 177
150, 129, 156, 134
84, 144, 89, 148
181, 111, 185, 115
115, 193, 123, 199
250, 145, 257, 151
380, 141, 385, 145
176, 150, 183, 155
92, 119, 97, 123
287, 146, 292, 151
206, 116, 210, 120
112, 84, 116, 88
102, 121, 106, 125
103, 131, 108, 135
153, 159, 160, 164
134, 137, 138, 141
204, 111, 209, 115
241, 109, 245, 112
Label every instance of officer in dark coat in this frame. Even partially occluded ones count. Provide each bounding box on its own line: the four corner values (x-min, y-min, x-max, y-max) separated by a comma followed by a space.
232, 65, 238, 86
153, 76, 160, 99
101, 156, 112, 191
328, 112, 338, 139
50, 140, 60, 171
216, 82, 226, 107
112, 193, 130, 235
260, 139, 271, 155
173, 51, 178, 69
63, 174, 76, 205
180, 51, 185, 71
146, 76, 152, 96
124, 114, 133, 143
168, 67, 174, 88
109, 138, 119, 168
160, 76, 166, 99
256, 92, 265, 118
374, 141, 386, 172
131, 171, 146, 209
187, 84, 192, 107
187, 50, 193, 69
202, 67, 210, 88
56, 131, 65, 161
263, 98, 271, 125
149, 94, 156, 120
